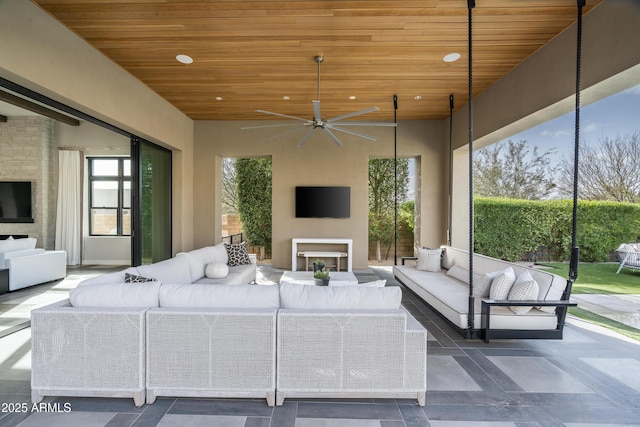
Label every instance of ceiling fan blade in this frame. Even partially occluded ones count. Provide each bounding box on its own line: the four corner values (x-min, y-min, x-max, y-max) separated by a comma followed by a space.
241, 122, 307, 130
331, 121, 397, 127
297, 127, 317, 147
321, 127, 343, 147
255, 109, 311, 123
312, 100, 322, 122
326, 124, 379, 141
259, 126, 308, 142
326, 107, 380, 123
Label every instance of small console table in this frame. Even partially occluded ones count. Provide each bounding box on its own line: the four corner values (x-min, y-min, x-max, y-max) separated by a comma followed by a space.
292, 238, 353, 272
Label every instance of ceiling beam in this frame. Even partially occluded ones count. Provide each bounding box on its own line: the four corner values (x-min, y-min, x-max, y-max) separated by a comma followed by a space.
0, 90, 80, 126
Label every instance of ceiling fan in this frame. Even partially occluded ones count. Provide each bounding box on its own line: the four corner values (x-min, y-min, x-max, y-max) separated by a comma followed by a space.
242, 55, 396, 147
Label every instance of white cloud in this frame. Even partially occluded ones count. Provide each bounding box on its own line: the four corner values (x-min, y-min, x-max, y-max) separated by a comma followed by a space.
584, 123, 598, 132
541, 129, 571, 138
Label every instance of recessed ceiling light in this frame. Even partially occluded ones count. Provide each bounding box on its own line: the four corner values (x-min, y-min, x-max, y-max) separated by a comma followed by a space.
443, 52, 461, 63
414, 95, 422, 100
215, 96, 223, 101
176, 54, 193, 64
348, 96, 357, 100
282, 96, 290, 100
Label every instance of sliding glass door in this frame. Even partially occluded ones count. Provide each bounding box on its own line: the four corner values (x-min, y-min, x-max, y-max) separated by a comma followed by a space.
131, 138, 172, 266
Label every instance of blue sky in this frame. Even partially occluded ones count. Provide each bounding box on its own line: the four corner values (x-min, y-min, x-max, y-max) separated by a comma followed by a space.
496, 84, 640, 168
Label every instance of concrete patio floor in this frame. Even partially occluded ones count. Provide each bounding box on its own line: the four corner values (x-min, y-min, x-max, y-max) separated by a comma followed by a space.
0, 265, 639, 426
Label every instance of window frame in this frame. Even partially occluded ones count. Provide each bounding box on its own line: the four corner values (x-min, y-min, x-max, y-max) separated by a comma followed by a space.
88, 157, 131, 236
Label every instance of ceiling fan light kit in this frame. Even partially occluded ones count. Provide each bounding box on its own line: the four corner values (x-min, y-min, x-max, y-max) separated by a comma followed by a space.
242, 55, 396, 147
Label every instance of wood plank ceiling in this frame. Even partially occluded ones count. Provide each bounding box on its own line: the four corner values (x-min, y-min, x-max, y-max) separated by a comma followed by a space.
32, 0, 602, 121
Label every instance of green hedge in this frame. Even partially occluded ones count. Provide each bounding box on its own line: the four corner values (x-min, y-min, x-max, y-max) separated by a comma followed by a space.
474, 198, 640, 262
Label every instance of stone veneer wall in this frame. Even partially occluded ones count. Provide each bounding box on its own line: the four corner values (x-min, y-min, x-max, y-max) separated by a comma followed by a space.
0, 117, 57, 249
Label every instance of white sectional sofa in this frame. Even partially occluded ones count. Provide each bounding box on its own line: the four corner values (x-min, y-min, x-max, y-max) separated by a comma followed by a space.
31, 278, 427, 407
78, 242, 257, 287
0, 237, 66, 292
394, 245, 575, 342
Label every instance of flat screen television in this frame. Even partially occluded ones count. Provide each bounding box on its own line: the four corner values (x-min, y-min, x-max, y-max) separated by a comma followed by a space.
295, 186, 350, 218
0, 181, 34, 223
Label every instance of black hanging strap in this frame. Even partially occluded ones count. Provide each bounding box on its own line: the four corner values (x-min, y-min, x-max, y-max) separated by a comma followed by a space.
568, 0, 585, 291
448, 94, 454, 247
393, 95, 398, 266
466, 0, 475, 338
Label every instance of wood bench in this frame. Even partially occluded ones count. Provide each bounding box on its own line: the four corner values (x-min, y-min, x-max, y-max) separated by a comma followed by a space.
297, 251, 348, 272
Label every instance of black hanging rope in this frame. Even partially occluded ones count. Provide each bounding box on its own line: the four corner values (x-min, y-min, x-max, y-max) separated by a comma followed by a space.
467, 0, 475, 338
448, 94, 454, 247
394, 94, 399, 266
568, 0, 585, 292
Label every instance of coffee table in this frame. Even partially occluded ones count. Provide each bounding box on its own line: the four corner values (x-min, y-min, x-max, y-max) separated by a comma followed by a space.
280, 271, 358, 287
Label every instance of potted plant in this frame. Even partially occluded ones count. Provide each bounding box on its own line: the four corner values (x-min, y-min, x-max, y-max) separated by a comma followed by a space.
312, 259, 326, 272
313, 267, 330, 286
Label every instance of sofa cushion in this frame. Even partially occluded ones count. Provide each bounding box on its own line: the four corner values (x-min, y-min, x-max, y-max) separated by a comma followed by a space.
159, 283, 280, 308
489, 267, 516, 300
205, 262, 229, 279
137, 255, 192, 284
70, 282, 161, 307
279, 282, 402, 309
0, 236, 36, 253
508, 271, 540, 314
416, 247, 442, 272
177, 244, 229, 282
78, 266, 140, 287
225, 242, 251, 266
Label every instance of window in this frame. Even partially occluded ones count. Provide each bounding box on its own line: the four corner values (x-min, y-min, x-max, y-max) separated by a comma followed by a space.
89, 158, 131, 236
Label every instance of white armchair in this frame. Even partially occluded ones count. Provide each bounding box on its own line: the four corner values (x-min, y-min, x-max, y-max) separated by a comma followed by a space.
0, 237, 66, 291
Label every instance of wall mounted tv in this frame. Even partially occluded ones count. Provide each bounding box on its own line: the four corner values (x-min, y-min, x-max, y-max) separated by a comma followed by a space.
295, 186, 350, 218
0, 181, 34, 223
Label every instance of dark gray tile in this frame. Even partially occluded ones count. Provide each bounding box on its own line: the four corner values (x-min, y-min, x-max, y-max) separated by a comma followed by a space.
169, 399, 272, 417
425, 403, 532, 423
131, 398, 174, 427
270, 401, 296, 427
296, 402, 402, 420
106, 413, 141, 427
244, 416, 271, 427
399, 403, 430, 427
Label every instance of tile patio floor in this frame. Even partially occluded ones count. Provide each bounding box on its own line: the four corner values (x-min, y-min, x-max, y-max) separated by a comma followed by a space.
0, 265, 639, 426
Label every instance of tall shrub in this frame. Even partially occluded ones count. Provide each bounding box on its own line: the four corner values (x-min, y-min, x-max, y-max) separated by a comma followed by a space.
236, 158, 272, 255
474, 197, 640, 262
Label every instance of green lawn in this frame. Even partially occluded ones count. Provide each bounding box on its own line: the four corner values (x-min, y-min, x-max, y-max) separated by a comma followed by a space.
536, 262, 640, 294
536, 262, 640, 341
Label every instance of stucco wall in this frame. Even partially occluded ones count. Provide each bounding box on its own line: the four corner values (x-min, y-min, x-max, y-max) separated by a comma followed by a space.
194, 120, 446, 270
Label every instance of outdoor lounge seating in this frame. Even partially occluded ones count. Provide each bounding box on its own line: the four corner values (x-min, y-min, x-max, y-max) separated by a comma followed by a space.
31, 263, 427, 407
0, 237, 66, 292
615, 243, 640, 274
394, 246, 575, 342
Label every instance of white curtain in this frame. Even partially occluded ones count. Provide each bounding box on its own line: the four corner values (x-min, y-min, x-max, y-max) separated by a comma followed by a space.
55, 150, 83, 265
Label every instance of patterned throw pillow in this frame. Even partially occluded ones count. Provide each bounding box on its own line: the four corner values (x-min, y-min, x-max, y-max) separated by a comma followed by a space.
224, 242, 251, 267
489, 267, 516, 300
508, 271, 540, 314
125, 272, 156, 283
473, 271, 500, 298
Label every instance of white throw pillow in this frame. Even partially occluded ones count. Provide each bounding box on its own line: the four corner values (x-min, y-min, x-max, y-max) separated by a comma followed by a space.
446, 265, 470, 284
489, 267, 516, 300
279, 282, 401, 309
474, 271, 500, 298
70, 282, 161, 308
508, 271, 540, 314
205, 262, 229, 279
416, 247, 441, 272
